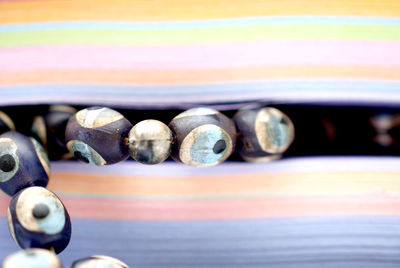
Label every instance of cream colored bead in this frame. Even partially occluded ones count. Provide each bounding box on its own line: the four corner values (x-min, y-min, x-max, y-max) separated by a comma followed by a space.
128, 120, 172, 164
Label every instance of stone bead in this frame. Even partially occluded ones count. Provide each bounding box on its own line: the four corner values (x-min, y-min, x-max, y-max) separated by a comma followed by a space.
7, 186, 72, 254
65, 107, 132, 165
168, 107, 236, 167
128, 120, 172, 164
233, 107, 295, 162
2, 248, 62, 268
0, 111, 15, 134
370, 113, 400, 147
0, 132, 50, 196
71, 255, 129, 268
31, 105, 77, 159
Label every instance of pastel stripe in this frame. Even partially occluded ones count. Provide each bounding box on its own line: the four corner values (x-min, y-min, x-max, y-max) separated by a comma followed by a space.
1, 24, 400, 47
0, 81, 400, 106
1, 41, 399, 71
2, 17, 400, 32
2, 67, 400, 86
2, 194, 400, 220
1, 0, 400, 23
45, 170, 400, 199
51, 157, 400, 176
4, 217, 400, 267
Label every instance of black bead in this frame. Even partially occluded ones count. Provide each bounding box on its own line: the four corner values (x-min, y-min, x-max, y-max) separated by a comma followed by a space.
31, 105, 77, 160
0, 132, 50, 196
169, 107, 236, 167
7, 187, 71, 254
233, 107, 294, 162
65, 107, 132, 165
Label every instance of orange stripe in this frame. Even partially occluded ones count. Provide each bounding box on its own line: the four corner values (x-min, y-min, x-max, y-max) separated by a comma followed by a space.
2, 194, 400, 220
2, 66, 400, 86
1, 0, 399, 23
45, 171, 400, 197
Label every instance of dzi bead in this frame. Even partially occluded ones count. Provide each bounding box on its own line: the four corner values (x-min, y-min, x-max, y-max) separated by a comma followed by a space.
65, 107, 132, 165
72, 255, 129, 268
0, 132, 50, 196
168, 107, 236, 167
233, 107, 294, 162
2, 248, 62, 268
128, 120, 172, 164
7, 186, 72, 254
0, 111, 15, 134
31, 105, 77, 159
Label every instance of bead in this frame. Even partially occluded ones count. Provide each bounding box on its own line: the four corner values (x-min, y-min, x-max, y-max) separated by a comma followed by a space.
32, 105, 77, 159
7, 186, 72, 254
65, 107, 132, 165
0, 132, 50, 196
370, 113, 400, 147
168, 107, 236, 167
2, 248, 62, 268
128, 120, 172, 164
0, 111, 15, 134
72, 255, 129, 268
233, 107, 294, 162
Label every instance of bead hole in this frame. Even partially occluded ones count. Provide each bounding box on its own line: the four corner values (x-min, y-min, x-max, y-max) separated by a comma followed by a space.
213, 140, 226, 154
32, 203, 50, 219
74, 151, 90, 163
0, 154, 15, 172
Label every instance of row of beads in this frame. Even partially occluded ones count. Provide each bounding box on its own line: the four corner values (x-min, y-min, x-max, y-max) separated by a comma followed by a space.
65, 106, 295, 167
0, 132, 129, 267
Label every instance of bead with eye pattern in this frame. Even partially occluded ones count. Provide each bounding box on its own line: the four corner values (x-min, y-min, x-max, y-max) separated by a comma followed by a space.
65, 107, 132, 166
2, 248, 62, 268
31, 105, 77, 160
71, 255, 129, 268
0, 132, 50, 196
0, 111, 15, 135
168, 107, 236, 167
233, 107, 295, 162
128, 119, 172, 164
7, 186, 72, 254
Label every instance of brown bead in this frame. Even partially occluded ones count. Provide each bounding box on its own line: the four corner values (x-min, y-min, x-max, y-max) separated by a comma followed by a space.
233, 107, 294, 162
65, 107, 132, 165
128, 120, 172, 164
168, 107, 236, 167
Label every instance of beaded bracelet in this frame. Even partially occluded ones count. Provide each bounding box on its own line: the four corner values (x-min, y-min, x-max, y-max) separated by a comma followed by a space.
64, 106, 295, 167
0, 105, 294, 268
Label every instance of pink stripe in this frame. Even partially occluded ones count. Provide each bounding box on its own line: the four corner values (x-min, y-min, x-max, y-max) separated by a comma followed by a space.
0, 41, 399, 71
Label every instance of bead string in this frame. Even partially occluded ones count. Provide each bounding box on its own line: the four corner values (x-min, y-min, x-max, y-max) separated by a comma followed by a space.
0, 105, 294, 268
63, 106, 294, 167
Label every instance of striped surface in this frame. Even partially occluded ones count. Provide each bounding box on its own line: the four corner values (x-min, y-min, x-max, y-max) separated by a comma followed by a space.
2, 157, 400, 266
1, 1, 400, 106
2, 0, 400, 266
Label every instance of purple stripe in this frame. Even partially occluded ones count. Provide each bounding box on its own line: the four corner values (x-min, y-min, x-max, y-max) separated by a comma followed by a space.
2, 217, 400, 267
51, 156, 400, 177
0, 41, 399, 71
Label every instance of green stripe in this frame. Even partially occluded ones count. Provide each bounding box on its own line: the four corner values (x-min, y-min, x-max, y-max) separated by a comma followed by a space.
1, 24, 400, 46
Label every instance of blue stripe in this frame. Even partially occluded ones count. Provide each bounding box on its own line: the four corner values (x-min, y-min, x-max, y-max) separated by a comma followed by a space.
2, 216, 400, 267
0, 81, 399, 97
1, 16, 400, 32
